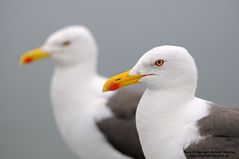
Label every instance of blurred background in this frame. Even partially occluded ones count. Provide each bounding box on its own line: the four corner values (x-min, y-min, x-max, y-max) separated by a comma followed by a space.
1, 0, 239, 159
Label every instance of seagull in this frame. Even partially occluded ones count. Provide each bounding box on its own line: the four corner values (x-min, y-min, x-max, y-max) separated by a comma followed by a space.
103, 45, 239, 159
20, 26, 145, 159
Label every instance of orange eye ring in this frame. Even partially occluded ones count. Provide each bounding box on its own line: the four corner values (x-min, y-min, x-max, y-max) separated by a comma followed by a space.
62, 40, 71, 46
154, 59, 164, 66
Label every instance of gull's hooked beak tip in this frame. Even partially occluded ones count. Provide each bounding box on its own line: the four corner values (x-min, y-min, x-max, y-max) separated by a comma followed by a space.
102, 81, 121, 92
19, 54, 33, 65
102, 70, 143, 93
19, 48, 50, 66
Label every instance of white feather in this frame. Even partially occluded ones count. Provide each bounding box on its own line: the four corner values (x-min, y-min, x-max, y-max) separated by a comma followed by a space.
130, 46, 210, 159
42, 26, 132, 159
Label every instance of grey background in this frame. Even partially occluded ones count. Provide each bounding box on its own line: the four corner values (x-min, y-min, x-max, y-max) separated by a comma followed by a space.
1, 0, 239, 159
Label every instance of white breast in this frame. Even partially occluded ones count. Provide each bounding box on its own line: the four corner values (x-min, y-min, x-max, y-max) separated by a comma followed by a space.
136, 89, 209, 159
50, 71, 132, 159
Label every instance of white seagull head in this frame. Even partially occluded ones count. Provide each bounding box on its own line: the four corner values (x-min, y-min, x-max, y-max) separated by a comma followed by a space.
20, 25, 98, 67
103, 45, 198, 92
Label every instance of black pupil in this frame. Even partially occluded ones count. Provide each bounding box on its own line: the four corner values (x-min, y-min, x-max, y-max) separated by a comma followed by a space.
155, 60, 164, 66
63, 41, 70, 46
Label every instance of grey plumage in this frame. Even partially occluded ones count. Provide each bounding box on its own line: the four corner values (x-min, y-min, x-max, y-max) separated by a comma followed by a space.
185, 103, 239, 159
97, 89, 145, 159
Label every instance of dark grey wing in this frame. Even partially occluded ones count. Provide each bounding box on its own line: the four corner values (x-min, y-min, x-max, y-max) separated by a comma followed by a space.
97, 118, 145, 159
198, 103, 239, 137
106, 88, 143, 119
97, 88, 145, 159
185, 103, 239, 159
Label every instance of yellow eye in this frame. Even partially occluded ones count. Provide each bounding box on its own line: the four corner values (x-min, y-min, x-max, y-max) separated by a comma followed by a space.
154, 59, 164, 66
62, 40, 71, 46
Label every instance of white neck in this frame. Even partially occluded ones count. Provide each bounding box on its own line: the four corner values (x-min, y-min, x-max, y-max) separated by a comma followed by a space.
47, 46, 133, 159
50, 58, 105, 114
53, 55, 97, 77
49, 60, 126, 159
136, 85, 209, 159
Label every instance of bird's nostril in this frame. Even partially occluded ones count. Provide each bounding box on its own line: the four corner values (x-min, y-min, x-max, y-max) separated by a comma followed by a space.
115, 78, 121, 81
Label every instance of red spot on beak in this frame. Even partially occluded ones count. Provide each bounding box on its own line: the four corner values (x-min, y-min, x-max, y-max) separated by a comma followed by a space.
24, 57, 33, 64
108, 82, 120, 91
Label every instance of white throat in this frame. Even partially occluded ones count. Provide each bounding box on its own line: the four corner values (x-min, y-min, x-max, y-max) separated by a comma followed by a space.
136, 85, 209, 159
49, 61, 117, 158
51, 58, 99, 111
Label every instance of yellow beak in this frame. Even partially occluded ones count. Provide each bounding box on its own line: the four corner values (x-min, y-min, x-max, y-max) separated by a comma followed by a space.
103, 70, 143, 92
20, 48, 50, 65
